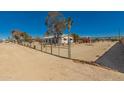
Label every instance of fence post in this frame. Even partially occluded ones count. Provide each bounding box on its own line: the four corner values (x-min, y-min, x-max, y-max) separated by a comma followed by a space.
29, 43, 31, 48
45, 43, 47, 52
41, 43, 42, 52
68, 29, 71, 58
34, 45, 36, 49
58, 37, 60, 56
50, 39, 52, 54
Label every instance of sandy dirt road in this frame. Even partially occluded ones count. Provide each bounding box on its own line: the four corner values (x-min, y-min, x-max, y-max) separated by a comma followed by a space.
0, 42, 124, 80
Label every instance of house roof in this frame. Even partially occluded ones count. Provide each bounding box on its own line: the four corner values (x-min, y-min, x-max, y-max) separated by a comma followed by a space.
43, 34, 72, 39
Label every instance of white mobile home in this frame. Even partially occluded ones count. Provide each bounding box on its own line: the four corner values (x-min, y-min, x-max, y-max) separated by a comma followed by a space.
43, 34, 73, 44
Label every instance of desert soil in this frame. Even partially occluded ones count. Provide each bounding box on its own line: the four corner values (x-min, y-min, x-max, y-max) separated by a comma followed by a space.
30, 41, 116, 62
0, 42, 124, 80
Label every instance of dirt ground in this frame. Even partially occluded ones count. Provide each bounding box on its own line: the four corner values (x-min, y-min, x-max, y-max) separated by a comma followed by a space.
30, 41, 116, 62
0, 42, 124, 80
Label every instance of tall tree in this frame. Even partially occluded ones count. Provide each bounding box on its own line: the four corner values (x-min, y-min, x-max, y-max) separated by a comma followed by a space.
12, 29, 24, 43
45, 11, 66, 44
67, 17, 73, 58
12, 29, 32, 43
67, 17, 73, 31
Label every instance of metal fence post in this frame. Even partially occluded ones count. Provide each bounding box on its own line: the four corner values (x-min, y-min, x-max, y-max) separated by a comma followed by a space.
45, 44, 47, 52
51, 40, 53, 54
58, 37, 60, 56
68, 29, 71, 58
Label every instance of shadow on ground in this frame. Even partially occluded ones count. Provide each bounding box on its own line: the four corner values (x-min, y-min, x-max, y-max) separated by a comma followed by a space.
96, 42, 124, 73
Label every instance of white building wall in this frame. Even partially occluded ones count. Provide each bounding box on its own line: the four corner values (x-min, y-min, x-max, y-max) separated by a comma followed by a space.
61, 36, 73, 44
43, 35, 74, 44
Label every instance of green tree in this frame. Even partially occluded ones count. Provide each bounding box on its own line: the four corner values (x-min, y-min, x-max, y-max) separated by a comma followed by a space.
12, 30, 32, 43
23, 32, 29, 41
67, 17, 73, 31
35, 37, 42, 43
45, 12, 66, 44
66, 17, 73, 58
71, 33, 80, 43
12, 29, 24, 43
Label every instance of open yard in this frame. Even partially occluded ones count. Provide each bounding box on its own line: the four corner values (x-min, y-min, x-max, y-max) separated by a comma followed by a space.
0, 42, 123, 80
29, 41, 116, 62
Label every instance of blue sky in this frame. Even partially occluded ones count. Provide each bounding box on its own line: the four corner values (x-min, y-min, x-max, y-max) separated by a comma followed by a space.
0, 11, 124, 39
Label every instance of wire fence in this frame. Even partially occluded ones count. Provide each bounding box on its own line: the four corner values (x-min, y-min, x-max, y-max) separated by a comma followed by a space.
14, 39, 116, 63
20, 41, 69, 58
